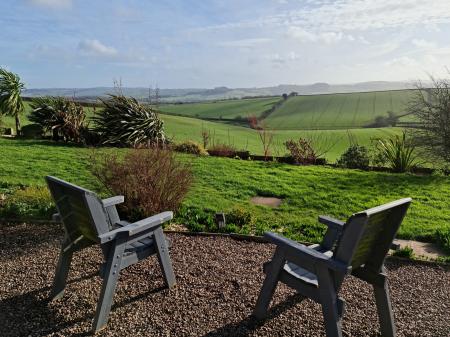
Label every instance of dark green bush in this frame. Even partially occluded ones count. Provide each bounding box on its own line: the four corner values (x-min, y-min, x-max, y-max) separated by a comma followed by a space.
21, 123, 43, 139
374, 132, 418, 172
337, 145, 370, 169
0, 186, 55, 219
94, 94, 166, 147
173, 141, 208, 156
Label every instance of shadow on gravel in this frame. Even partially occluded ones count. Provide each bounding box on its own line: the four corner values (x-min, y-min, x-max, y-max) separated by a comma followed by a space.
202, 293, 305, 337
0, 223, 62, 258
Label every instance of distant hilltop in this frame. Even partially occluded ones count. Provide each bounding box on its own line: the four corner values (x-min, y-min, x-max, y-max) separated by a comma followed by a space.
22, 81, 417, 103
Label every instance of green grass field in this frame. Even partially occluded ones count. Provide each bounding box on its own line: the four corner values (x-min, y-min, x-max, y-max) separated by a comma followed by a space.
159, 97, 279, 120
0, 103, 401, 162
264, 90, 416, 130
0, 138, 448, 246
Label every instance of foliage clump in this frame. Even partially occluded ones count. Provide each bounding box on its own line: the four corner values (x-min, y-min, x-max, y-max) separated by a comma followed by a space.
94, 94, 166, 147
91, 147, 192, 221
0, 68, 25, 135
29, 96, 86, 143
207, 143, 237, 157
392, 246, 414, 259
373, 131, 418, 173
173, 140, 208, 156
337, 145, 370, 170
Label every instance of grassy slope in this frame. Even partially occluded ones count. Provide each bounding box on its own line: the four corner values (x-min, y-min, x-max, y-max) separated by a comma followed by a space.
0, 137, 448, 243
163, 114, 401, 161
158, 97, 279, 119
265, 90, 416, 130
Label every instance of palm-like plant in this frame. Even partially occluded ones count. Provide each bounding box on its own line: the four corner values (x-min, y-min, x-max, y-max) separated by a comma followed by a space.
375, 132, 418, 173
93, 94, 166, 146
29, 96, 86, 142
0, 68, 25, 135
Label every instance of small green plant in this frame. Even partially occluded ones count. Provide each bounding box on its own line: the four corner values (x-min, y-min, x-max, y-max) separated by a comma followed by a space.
93, 94, 166, 147
0, 186, 55, 219
392, 246, 415, 259
174, 206, 215, 232
374, 131, 418, 173
337, 145, 370, 169
173, 141, 208, 156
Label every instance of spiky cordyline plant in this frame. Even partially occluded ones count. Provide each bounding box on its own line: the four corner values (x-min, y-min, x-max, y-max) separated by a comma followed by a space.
94, 94, 166, 147
375, 131, 418, 173
0, 68, 25, 134
29, 96, 86, 142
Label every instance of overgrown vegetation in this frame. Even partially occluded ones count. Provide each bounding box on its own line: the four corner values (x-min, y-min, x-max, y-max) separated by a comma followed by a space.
0, 186, 54, 219
285, 138, 321, 164
90, 147, 192, 220
94, 94, 166, 147
392, 246, 414, 259
29, 96, 86, 143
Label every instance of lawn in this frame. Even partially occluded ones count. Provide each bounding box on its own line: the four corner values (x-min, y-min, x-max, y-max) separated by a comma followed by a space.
264, 90, 416, 130
0, 138, 448, 246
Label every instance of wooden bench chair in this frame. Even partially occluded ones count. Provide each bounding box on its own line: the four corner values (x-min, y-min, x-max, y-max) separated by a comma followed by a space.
46, 176, 176, 332
253, 198, 412, 337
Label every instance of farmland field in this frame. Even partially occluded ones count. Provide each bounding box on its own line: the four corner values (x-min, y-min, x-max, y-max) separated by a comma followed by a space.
0, 137, 449, 246
264, 90, 416, 129
159, 97, 279, 120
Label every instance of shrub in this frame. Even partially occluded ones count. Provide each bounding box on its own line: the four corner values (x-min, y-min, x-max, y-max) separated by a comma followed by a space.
207, 143, 236, 157
29, 96, 86, 142
173, 141, 208, 156
374, 131, 418, 173
94, 94, 165, 147
91, 147, 192, 221
285, 138, 320, 164
392, 246, 414, 259
337, 145, 370, 169
226, 206, 254, 227
0, 186, 55, 219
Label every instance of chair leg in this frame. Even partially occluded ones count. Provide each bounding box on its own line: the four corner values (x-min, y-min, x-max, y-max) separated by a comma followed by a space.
153, 227, 176, 288
49, 247, 73, 301
374, 281, 396, 337
92, 243, 124, 333
253, 247, 285, 319
317, 268, 343, 337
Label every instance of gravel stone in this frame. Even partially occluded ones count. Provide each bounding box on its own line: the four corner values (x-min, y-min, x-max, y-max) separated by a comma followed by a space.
0, 223, 449, 336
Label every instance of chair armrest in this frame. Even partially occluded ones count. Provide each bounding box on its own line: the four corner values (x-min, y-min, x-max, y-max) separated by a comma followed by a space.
264, 232, 350, 273
99, 211, 173, 243
102, 196, 124, 208
52, 213, 61, 222
318, 215, 345, 230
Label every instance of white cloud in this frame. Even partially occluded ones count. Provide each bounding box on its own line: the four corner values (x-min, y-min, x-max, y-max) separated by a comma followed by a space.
28, 0, 72, 9
217, 38, 272, 48
78, 39, 117, 57
268, 51, 300, 64
412, 38, 436, 49
287, 27, 353, 44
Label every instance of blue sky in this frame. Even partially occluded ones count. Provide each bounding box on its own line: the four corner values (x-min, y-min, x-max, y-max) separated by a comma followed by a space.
1, 0, 450, 88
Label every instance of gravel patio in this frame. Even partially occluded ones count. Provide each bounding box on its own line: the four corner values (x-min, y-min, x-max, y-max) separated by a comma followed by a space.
0, 223, 449, 336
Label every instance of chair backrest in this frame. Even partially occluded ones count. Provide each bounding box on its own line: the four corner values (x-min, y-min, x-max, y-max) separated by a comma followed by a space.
46, 176, 111, 244
333, 198, 412, 272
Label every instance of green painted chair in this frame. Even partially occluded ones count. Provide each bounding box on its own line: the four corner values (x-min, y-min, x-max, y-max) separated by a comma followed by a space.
254, 198, 412, 337
46, 176, 176, 332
